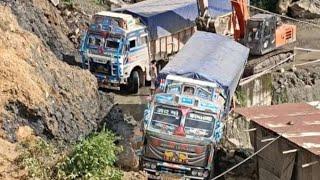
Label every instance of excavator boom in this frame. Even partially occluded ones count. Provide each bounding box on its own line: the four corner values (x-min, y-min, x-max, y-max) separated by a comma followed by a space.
197, 0, 209, 17
196, 0, 216, 33
231, 0, 250, 41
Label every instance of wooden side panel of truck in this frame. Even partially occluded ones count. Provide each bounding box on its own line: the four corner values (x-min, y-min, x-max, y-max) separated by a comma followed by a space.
149, 26, 197, 62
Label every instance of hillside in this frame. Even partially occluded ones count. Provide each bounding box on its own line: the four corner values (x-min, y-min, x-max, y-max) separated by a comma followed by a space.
0, 4, 113, 179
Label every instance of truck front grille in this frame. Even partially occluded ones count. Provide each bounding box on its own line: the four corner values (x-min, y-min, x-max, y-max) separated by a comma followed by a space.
145, 136, 208, 167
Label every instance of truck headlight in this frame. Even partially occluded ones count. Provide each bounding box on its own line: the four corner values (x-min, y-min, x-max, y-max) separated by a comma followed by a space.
197, 171, 203, 177
144, 162, 150, 168
151, 164, 157, 169
191, 170, 197, 176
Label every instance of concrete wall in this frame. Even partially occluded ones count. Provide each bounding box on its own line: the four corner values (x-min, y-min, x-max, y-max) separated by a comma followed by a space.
238, 73, 272, 107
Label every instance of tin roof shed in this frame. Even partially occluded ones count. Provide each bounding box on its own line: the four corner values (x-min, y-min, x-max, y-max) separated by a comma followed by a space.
235, 103, 320, 155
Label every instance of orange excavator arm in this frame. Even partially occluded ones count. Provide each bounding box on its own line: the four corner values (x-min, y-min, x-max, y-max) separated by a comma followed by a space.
197, 0, 209, 17
230, 0, 250, 41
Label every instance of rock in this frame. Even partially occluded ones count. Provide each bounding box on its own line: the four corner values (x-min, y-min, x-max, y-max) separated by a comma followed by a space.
75, 28, 80, 35
289, 0, 320, 18
228, 138, 241, 148
277, 0, 293, 14
104, 106, 141, 171
15, 126, 34, 142
50, 0, 59, 6
63, 9, 72, 17
123, 171, 148, 180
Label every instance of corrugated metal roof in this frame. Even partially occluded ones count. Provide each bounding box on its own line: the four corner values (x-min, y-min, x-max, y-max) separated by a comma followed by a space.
234, 103, 320, 156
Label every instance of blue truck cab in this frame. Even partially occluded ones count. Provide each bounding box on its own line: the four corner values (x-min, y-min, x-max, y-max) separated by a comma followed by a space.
80, 12, 151, 92
142, 75, 226, 179
140, 31, 249, 179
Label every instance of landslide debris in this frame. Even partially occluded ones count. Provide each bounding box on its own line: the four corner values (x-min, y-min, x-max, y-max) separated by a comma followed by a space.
272, 66, 320, 104
0, 3, 113, 145
277, 0, 320, 18
0, 3, 116, 178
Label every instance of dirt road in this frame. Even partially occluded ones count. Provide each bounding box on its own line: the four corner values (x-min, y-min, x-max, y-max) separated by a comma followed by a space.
112, 87, 150, 121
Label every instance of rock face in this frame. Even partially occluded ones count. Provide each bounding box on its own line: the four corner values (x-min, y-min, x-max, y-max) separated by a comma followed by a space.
276, 0, 320, 18
289, 0, 320, 18
3, 0, 81, 65
0, 5, 113, 143
277, 0, 293, 14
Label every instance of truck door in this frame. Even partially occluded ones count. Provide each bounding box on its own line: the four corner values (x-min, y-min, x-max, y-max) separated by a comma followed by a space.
259, 18, 276, 55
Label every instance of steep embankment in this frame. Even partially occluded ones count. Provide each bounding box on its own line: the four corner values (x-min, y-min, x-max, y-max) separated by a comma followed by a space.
0, 4, 113, 178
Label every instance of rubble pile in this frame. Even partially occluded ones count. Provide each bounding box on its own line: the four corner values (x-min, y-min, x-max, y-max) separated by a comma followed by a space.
277, 0, 320, 18
104, 106, 140, 171
272, 66, 320, 104
57, 4, 91, 49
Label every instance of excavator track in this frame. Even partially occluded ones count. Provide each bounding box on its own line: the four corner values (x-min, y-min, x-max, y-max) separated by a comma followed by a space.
243, 48, 294, 77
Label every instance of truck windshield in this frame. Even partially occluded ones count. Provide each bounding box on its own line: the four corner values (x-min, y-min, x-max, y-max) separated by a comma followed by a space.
151, 106, 182, 133
185, 112, 214, 138
196, 87, 212, 100
88, 35, 104, 47
167, 83, 182, 94
105, 40, 120, 49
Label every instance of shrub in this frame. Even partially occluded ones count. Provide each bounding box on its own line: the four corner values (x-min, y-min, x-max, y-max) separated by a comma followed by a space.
57, 130, 123, 179
17, 129, 123, 179
95, 0, 106, 5
62, 0, 74, 6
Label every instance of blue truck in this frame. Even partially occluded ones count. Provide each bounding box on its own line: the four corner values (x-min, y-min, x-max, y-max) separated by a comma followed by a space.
141, 31, 249, 179
79, 0, 232, 93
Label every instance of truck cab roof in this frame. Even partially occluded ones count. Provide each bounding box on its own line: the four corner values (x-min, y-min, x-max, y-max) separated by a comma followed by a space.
166, 75, 218, 89
93, 11, 146, 33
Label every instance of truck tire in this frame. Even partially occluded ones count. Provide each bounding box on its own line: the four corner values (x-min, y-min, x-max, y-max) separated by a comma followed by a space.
129, 71, 140, 94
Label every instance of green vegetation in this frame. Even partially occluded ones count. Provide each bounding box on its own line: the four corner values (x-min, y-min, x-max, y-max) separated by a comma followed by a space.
235, 88, 247, 107
62, 0, 75, 6
95, 0, 106, 5
17, 129, 123, 180
57, 130, 123, 179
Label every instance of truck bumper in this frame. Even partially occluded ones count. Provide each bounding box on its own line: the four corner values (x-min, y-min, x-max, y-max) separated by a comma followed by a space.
95, 73, 127, 90
141, 157, 207, 180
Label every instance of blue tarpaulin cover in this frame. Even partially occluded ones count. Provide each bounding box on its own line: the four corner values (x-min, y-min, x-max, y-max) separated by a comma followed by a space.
116, 0, 232, 40
160, 31, 249, 105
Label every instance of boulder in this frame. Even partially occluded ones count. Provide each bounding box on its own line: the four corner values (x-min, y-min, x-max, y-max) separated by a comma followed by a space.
277, 0, 293, 14
50, 0, 59, 6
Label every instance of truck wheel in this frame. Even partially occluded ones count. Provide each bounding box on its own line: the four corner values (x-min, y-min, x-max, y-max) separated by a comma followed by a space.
129, 71, 140, 94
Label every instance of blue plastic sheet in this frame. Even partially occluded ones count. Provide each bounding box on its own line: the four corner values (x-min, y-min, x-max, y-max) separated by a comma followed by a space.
116, 0, 232, 40
160, 31, 249, 106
